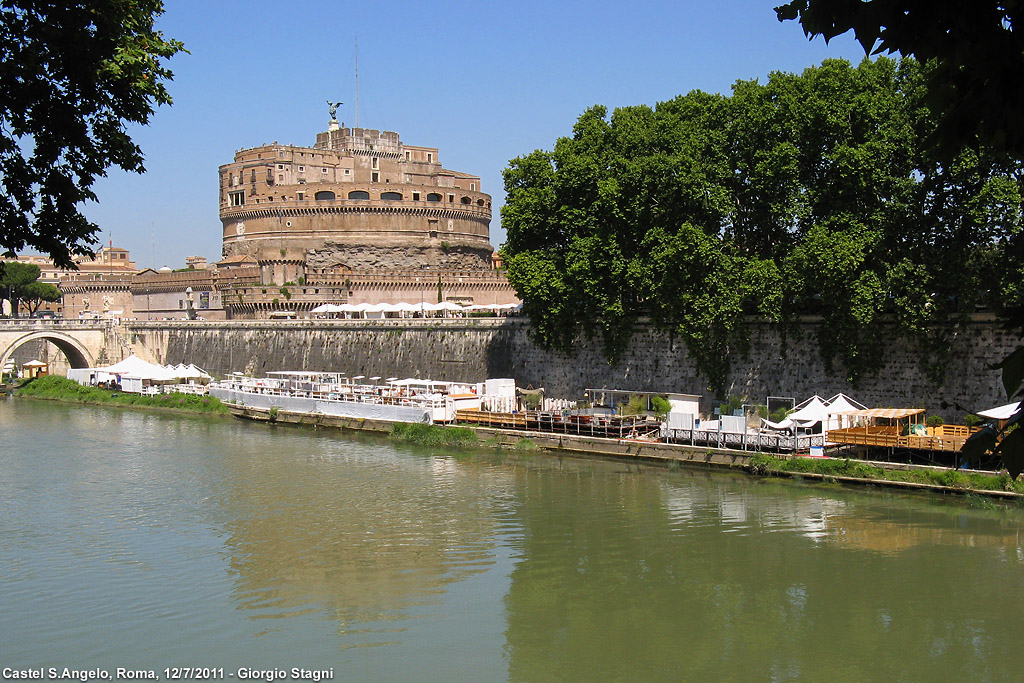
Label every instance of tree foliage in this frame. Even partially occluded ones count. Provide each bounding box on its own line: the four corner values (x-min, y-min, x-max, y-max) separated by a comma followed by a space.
775, 0, 1024, 158
501, 57, 1024, 393
0, 1, 184, 268
0, 261, 55, 316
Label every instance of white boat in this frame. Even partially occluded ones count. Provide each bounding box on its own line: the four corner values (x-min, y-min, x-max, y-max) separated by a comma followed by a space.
209, 371, 496, 424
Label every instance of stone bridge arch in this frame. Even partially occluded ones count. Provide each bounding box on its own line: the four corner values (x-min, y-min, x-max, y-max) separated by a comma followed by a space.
0, 330, 95, 373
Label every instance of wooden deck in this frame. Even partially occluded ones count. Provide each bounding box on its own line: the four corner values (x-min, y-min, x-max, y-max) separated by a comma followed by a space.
828, 425, 977, 452
456, 409, 659, 439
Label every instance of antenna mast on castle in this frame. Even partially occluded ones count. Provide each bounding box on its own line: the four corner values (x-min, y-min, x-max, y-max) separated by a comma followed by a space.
354, 37, 359, 128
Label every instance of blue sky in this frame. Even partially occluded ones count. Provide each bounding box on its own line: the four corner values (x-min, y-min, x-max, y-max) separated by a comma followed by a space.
81, 0, 868, 269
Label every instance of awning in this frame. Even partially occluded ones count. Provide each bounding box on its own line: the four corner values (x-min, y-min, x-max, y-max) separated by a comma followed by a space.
977, 402, 1021, 420
830, 408, 926, 420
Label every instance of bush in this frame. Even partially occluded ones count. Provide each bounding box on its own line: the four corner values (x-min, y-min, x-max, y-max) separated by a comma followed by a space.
650, 395, 672, 420
747, 453, 781, 475
14, 376, 230, 414
390, 422, 478, 448
521, 392, 542, 410
926, 415, 945, 428
621, 393, 647, 416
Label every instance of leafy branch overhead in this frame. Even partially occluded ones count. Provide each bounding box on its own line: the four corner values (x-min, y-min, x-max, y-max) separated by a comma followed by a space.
501, 57, 1024, 393
0, 1, 185, 268
775, 0, 1024, 158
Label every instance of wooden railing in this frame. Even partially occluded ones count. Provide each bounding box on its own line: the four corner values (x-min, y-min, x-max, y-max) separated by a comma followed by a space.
828, 426, 978, 452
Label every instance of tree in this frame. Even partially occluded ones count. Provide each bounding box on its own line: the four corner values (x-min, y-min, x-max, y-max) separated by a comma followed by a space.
0, 261, 42, 316
502, 57, 1024, 393
0, 1, 184, 268
774, 0, 1024, 158
776, 1, 1024, 477
20, 280, 61, 315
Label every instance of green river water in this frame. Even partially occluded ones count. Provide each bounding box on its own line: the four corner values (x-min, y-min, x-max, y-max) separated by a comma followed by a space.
2, 398, 1023, 681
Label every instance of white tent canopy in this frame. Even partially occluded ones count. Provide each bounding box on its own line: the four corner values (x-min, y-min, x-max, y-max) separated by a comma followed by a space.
312, 301, 519, 316
788, 396, 830, 425
83, 354, 211, 383
826, 393, 867, 414
101, 354, 172, 380
826, 393, 868, 429
978, 402, 1021, 420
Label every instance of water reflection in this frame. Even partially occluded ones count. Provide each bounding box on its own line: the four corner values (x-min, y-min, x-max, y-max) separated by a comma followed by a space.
216, 434, 514, 645
662, 477, 1024, 555
501, 465, 1024, 681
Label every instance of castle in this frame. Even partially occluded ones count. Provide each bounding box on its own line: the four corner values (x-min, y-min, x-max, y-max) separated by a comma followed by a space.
219, 121, 496, 283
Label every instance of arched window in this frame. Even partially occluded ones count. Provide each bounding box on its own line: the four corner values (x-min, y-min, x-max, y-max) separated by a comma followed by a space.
477, 199, 484, 206
347, 190, 369, 200
314, 191, 336, 201
380, 191, 403, 201
461, 196, 471, 204
426, 193, 442, 202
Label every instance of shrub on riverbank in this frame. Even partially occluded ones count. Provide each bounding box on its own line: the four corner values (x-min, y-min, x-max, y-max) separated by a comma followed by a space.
389, 422, 479, 448
747, 454, 1024, 494
14, 375, 230, 414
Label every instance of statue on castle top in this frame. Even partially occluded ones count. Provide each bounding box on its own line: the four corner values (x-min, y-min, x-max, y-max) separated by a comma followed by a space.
327, 100, 342, 121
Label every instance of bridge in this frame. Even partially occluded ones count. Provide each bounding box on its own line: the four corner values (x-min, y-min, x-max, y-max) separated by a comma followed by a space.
0, 320, 133, 374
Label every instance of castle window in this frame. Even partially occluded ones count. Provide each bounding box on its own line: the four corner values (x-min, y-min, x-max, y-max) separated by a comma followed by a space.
344, 169, 350, 175
347, 190, 369, 200
471, 183, 475, 191
278, 175, 284, 182
427, 153, 433, 163
278, 165, 284, 170
477, 199, 484, 206
322, 168, 328, 174
250, 170, 256, 183
297, 192, 304, 200
461, 196, 471, 204
381, 191, 402, 201
371, 157, 378, 169
448, 194, 454, 202
405, 152, 410, 161
298, 166, 304, 172
413, 192, 420, 201
317, 191, 338, 200
426, 193, 441, 202
229, 191, 245, 207
372, 172, 379, 183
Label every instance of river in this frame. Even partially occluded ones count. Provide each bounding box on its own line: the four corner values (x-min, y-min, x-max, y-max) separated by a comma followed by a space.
2, 398, 1023, 681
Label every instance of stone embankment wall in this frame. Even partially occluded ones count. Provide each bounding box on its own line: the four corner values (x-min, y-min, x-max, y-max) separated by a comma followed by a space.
126, 316, 1021, 419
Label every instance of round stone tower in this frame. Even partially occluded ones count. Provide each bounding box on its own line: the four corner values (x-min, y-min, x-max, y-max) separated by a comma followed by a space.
219, 125, 494, 279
